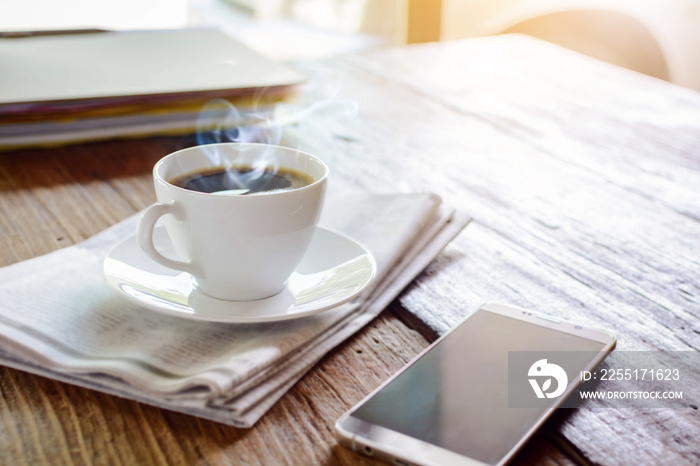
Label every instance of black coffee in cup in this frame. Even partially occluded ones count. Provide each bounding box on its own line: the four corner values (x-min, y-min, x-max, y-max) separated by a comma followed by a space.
170, 165, 314, 195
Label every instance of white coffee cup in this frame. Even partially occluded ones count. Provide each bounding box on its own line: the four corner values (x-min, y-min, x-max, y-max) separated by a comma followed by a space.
137, 142, 328, 301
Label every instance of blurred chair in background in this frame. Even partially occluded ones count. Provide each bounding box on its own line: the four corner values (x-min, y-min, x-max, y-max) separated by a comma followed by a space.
500, 10, 670, 82
435, 0, 700, 91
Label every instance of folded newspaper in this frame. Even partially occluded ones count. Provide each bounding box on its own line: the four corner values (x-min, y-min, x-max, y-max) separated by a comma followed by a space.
0, 192, 470, 427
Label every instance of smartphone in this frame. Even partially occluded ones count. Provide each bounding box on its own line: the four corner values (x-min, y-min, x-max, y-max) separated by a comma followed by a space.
335, 302, 616, 466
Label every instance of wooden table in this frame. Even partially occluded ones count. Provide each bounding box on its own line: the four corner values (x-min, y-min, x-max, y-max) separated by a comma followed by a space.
1, 34, 699, 465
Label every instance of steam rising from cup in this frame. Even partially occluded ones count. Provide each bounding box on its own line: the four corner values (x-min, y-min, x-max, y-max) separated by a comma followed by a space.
194, 96, 280, 195
192, 69, 358, 195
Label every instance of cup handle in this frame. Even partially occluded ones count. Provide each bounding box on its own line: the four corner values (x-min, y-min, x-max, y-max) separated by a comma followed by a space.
137, 203, 199, 275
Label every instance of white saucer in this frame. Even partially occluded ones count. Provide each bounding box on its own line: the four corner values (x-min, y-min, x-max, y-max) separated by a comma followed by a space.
102, 226, 376, 323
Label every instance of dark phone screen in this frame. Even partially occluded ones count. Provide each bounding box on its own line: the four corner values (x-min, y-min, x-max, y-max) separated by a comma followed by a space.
351, 310, 607, 465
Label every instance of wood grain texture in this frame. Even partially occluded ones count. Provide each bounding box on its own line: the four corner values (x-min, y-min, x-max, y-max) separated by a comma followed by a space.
328, 35, 700, 464
1, 34, 697, 465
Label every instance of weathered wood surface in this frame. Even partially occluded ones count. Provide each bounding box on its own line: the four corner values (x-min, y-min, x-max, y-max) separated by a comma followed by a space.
330, 35, 700, 464
0, 34, 698, 465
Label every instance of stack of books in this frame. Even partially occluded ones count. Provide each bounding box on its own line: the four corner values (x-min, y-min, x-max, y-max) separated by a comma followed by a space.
0, 28, 305, 150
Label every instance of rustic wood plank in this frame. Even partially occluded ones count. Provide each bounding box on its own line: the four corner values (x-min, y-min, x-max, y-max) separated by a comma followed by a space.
258, 35, 700, 464
318, 35, 700, 464
0, 137, 185, 263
